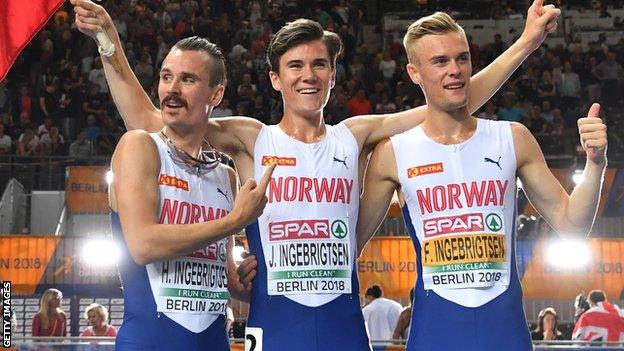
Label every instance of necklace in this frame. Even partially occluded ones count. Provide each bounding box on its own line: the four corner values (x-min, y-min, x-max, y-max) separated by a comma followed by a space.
160, 130, 221, 175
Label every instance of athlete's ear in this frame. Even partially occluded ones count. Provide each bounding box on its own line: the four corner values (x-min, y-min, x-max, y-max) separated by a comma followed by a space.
406, 63, 421, 86
210, 84, 225, 106
269, 70, 282, 92
330, 68, 336, 89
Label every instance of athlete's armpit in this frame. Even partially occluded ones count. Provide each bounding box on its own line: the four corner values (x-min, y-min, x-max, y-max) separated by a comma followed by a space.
356, 139, 400, 255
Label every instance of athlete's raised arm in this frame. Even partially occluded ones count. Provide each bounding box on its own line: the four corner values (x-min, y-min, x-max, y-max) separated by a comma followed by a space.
356, 139, 401, 255
514, 103, 607, 237
72, 0, 263, 157
346, 0, 560, 151
110, 130, 275, 265
72, 0, 162, 132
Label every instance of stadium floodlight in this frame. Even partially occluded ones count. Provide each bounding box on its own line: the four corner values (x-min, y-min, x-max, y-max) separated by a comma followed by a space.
546, 239, 591, 268
82, 238, 120, 266
106, 170, 114, 185
572, 170, 584, 185
233, 244, 245, 264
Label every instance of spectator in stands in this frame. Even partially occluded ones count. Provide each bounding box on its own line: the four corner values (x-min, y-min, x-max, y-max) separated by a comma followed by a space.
81, 303, 118, 337
0, 80, 10, 118
531, 307, 564, 341
537, 70, 557, 106
40, 126, 66, 155
559, 61, 581, 110
477, 101, 498, 120
584, 56, 602, 104
498, 95, 524, 122
69, 130, 93, 158
362, 285, 402, 344
211, 98, 232, 118
15, 85, 33, 121
379, 51, 397, 82
88, 57, 108, 93
392, 288, 414, 341
573, 290, 624, 342
38, 82, 59, 123
347, 89, 372, 116
328, 93, 351, 123
17, 124, 40, 156
84, 114, 102, 142
0, 124, 12, 154
82, 84, 107, 120
38, 117, 54, 136
597, 51, 622, 106
32, 288, 67, 336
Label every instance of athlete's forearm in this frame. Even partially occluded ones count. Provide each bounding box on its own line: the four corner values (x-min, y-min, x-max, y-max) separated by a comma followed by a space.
467, 39, 534, 114
126, 217, 245, 266
99, 23, 162, 131
562, 161, 605, 237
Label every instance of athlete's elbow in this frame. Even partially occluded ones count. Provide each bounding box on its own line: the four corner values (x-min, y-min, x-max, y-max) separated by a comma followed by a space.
128, 247, 155, 266
126, 238, 160, 265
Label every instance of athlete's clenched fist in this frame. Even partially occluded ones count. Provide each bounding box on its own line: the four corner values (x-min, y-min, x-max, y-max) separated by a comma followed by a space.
578, 103, 607, 165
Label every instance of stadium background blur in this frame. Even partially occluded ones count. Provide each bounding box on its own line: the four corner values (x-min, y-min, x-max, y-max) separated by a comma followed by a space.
1, 0, 624, 349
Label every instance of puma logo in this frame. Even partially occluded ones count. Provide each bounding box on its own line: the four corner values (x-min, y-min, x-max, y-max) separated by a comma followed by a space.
333, 156, 348, 169
217, 188, 229, 202
484, 156, 502, 170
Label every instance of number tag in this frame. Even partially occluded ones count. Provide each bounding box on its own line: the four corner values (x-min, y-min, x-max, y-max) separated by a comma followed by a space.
245, 327, 263, 351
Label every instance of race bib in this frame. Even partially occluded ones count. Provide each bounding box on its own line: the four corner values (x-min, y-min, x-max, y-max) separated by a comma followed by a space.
265, 218, 352, 295
245, 327, 263, 351
148, 241, 230, 315
420, 211, 509, 289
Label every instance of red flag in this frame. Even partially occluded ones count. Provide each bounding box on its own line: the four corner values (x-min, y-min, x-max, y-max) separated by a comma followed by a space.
0, 0, 65, 81
572, 301, 624, 341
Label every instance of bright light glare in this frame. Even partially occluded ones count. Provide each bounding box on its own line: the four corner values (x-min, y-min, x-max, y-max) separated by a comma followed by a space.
546, 240, 591, 268
82, 239, 120, 266
106, 171, 114, 185
233, 245, 245, 264
572, 170, 584, 185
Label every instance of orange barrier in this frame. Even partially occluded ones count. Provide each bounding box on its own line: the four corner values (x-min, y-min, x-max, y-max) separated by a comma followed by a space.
0, 236, 60, 294
358, 237, 416, 300
522, 238, 624, 299
66, 166, 109, 213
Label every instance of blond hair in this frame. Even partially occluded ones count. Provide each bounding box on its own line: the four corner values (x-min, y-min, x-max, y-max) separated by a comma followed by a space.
403, 12, 463, 62
84, 303, 109, 324
38, 288, 63, 329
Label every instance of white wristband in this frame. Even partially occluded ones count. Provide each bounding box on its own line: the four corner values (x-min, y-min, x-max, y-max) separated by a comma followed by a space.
96, 31, 115, 57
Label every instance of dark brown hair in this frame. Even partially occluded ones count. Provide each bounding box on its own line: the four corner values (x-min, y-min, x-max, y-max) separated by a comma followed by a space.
172, 36, 226, 87
267, 19, 343, 73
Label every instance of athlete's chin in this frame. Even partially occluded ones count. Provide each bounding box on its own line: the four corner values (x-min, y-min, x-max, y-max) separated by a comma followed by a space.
445, 98, 468, 111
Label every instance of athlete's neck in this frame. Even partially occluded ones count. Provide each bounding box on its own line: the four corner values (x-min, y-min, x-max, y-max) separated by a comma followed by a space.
421, 105, 476, 145
279, 109, 326, 143
160, 125, 209, 158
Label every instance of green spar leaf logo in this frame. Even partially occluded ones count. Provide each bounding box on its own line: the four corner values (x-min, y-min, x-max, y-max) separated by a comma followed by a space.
485, 213, 503, 232
331, 220, 347, 239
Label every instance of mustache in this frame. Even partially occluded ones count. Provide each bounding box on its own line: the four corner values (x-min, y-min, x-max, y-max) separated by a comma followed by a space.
162, 94, 188, 108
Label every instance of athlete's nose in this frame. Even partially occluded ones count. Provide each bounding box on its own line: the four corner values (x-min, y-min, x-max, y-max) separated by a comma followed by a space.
301, 64, 318, 82
448, 60, 462, 77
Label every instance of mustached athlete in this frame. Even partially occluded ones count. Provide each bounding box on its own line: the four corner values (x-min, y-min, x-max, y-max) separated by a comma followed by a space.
108, 36, 275, 350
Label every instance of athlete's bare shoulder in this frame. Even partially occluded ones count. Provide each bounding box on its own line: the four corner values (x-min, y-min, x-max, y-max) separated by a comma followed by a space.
209, 116, 264, 156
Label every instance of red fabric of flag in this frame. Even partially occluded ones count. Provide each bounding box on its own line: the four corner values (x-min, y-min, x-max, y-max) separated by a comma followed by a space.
0, 0, 65, 81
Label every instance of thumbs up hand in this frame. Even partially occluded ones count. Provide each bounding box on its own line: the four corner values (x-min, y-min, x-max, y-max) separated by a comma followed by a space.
578, 103, 607, 166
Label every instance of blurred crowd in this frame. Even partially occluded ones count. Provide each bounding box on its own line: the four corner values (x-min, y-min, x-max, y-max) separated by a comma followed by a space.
0, 0, 623, 162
